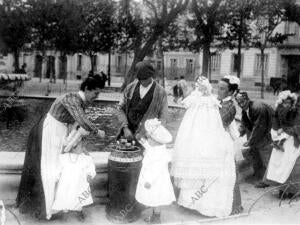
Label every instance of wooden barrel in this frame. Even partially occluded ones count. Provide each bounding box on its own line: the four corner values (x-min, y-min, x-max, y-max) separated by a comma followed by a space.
105, 142, 143, 223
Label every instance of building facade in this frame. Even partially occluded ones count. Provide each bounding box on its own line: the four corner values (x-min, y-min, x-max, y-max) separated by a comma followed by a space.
1, 21, 300, 88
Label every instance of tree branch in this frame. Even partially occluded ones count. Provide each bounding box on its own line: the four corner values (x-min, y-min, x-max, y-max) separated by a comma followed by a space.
144, 0, 158, 20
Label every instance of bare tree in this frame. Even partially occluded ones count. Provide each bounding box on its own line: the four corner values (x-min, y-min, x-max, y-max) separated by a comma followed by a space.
250, 0, 299, 98
120, 0, 189, 89
188, 0, 230, 79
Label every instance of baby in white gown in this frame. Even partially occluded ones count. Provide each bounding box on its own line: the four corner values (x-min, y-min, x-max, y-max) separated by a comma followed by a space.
171, 76, 236, 218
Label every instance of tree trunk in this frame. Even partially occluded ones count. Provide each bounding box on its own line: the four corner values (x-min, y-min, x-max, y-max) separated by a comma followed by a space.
260, 49, 265, 99
121, 45, 158, 90
89, 53, 94, 75
202, 43, 210, 78
107, 50, 111, 86
124, 51, 128, 79
61, 53, 67, 85
121, 57, 140, 91
13, 49, 20, 73
159, 36, 165, 87
40, 55, 43, 83
237, 14, 243, 78
121, 31, 163, 90
161, 53, 165, 88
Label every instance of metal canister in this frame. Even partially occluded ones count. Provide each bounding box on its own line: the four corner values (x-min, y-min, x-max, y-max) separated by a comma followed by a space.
105, 142, 143, 223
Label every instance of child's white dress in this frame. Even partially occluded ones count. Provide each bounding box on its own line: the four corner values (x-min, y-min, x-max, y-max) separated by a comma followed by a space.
52, 153, 96, 212
135, 142, 176, 207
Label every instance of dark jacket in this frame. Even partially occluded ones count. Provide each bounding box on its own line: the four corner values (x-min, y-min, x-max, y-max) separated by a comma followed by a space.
117, 80, 168, 138
240, 101, 273, 149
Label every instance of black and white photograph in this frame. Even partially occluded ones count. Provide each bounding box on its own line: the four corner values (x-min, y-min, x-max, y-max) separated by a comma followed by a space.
0, 0, 300, 224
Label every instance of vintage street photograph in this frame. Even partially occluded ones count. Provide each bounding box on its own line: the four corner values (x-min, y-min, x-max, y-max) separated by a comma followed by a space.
0, 0, 300, 224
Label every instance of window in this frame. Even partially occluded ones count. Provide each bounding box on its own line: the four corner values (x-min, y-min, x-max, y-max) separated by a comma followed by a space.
255, 54, 268, 76
0, 54, 5, 66
170, 58, 177, 68
186, 59, 194, 74
292, 23, 300, 39
210, 54, 221, 72
231, 54, 243, 73
170, 58, 178, 76
77, 55, 82, 71
116, 55, 122, 72
285, 21, 290, 35
92, 55, 97, 70
157, 61, 162, 71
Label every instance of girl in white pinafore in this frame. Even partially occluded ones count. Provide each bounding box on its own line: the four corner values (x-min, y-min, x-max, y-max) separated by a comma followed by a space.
135, 118, 175, 224
52, 126, 96, 216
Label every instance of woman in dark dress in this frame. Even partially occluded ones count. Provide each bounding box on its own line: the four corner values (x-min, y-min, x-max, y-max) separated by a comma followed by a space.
16, 76, 105, 220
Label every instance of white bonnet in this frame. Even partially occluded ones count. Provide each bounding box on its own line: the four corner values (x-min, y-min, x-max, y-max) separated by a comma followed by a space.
144, 118, 172, 144
195, 76, 212, 95
275, 90, 298, 108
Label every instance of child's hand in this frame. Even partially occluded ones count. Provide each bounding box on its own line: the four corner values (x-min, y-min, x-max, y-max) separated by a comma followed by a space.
144, 182, 151, 189
87, 175, 93, 183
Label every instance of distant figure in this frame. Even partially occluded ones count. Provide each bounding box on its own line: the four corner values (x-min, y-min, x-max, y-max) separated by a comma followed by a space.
178, 76, 188, 98
15, 63, 27, 74
172, 77, 180, 103
279, 74, 288, 93
272, 75, 288, 96
20, 63, 27, 74
88, 70, 94, 78
100, 71, 108, 88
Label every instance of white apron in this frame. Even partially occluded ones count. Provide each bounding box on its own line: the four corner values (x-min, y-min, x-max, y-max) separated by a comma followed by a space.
41, 113, 68, 219
52, 153, 96, 212
266, 130, 300, 183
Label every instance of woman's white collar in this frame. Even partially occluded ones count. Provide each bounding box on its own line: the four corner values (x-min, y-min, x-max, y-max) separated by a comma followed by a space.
78, 91, 86, 102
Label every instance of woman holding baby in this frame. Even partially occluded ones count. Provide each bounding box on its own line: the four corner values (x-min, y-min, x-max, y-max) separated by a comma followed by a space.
16, 75, 105, 220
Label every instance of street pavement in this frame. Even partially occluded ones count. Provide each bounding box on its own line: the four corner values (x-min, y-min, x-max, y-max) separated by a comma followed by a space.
1, 143, 300, 225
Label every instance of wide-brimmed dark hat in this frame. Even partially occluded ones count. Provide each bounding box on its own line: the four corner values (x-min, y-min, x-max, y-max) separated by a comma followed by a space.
135, 61, 155, 80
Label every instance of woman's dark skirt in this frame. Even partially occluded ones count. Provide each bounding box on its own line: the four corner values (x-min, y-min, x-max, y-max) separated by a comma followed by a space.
16, 115, 47, 219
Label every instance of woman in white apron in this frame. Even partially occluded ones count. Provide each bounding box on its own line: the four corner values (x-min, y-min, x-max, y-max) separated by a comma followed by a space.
266, 90, 300, 199
16, 75, 105, 220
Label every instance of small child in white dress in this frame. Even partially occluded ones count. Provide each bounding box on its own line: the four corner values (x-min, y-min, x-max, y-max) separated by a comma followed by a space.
52, 125, 96, 220
135, 118, 175, 224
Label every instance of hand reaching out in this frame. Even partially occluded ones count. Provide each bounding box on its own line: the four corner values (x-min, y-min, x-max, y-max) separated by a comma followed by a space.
97, 130, 105, 138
